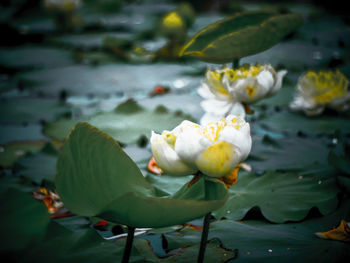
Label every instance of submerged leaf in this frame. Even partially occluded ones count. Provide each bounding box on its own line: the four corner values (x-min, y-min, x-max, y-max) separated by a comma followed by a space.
180, 11, 303, 63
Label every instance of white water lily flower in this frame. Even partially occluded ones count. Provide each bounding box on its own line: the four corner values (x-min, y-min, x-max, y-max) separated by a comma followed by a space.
151, 115, 252, 178
290, 70, 350, 116
198, 64, 287, 125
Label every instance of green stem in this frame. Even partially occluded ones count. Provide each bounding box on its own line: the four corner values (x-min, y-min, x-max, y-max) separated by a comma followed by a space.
122, 226, 135, 263
197, 212, 212, 263
232, 58, 240, 69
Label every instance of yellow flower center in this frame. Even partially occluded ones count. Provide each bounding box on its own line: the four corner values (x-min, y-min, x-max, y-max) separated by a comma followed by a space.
304, 70, 349, 103
201, 117, 242, 142
207, 70, 230, 96
196, 141, 237, 178
162, 131, 176, 147
245, 85, 256, 97
225, 65, 264, 82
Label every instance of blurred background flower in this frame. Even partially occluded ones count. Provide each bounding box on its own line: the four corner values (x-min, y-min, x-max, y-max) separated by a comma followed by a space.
290, 70, 349, 116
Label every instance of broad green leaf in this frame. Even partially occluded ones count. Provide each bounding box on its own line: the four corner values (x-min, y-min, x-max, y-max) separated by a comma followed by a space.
44, 100, 195, 144
180, 11, 303, 63
165, 198, 350, 263
214, 170, 339, 223
56, 122, 227, 228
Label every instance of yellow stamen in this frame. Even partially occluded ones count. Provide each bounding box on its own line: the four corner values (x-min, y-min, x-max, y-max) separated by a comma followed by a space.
245, 85, 256, 97
303, 70, 349, 103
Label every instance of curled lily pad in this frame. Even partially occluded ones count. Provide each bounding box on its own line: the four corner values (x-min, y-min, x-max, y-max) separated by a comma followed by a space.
180, 11, 303, 63
56, 122, 227, 228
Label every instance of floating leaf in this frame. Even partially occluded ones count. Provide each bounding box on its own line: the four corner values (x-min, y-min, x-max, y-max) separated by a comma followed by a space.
44, 100, 195, 144
56, 122, 227, 228
146, 168, 339, 223
259, 110, 350, 135
0, 97, 71, 124
0, 124, 46, 145
165, 198, 350, 263
0, 46, 74, 69
214, 170, 339, 223
14, 143, 58, 185
180, 11, 303, 63
16, 64, 201, 96
0, 140, 45, 168
248, 134, 332, 171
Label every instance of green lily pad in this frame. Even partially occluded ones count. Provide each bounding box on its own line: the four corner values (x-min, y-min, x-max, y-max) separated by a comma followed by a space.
180, 11, 303, 63
44, 99, 195, 144
16, 63, 201, 96
328, 140, 350, 176
0, 124, 47, 145
165, 198, 350, 263
0, 188, 51, 252
259, 110, 350, 135
14, 143, 58, 185
0, 46, 74, 69
248, 134, 332, 171
0, 97, 71, 124
214, 170, 339, 223
49, 32, 133, 50
56, 122, 227, 228
0, 140, 45, 168
146, 170, 339, 223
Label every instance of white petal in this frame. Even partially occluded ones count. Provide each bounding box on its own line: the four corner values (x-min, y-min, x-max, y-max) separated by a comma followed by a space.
230, 78, 266, 103
200, 112, 222, 126
150, 131, 196, 176
227, 102, 246, 118
256, 69, 275, 91
171, 120, 199, 136
218, 121, 252, 161
197, 82, 216, 100
267, 70, 287, 96
200, 99, 233, 116
175, 126, 212, 167
289, 95, 324, 116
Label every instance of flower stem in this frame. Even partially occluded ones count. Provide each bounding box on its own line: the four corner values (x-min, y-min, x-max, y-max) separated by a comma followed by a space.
197, 212, 212, 263
232, 58, 240, 69
122, 226, 135, 263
